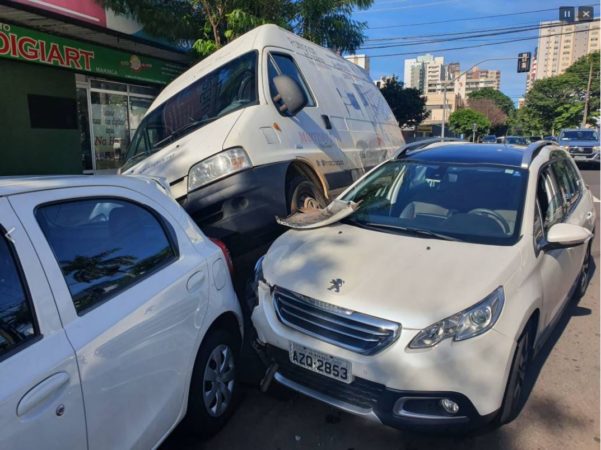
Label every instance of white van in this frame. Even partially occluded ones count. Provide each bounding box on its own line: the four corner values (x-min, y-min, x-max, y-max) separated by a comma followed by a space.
121, 24, 404, 253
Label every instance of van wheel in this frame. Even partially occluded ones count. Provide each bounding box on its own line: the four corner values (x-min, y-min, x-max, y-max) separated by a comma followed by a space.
184, 329, 240, 439
286, 175, 326, 213
576, 241, 592, 299
497, 323, 534, 425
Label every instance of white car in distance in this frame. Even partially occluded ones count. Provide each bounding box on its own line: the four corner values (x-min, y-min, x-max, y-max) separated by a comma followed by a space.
0, 176, 242, 449
251, 141, 595, 431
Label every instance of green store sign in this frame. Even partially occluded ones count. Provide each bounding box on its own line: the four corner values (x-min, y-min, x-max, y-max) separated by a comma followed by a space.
0, 22, 187, 84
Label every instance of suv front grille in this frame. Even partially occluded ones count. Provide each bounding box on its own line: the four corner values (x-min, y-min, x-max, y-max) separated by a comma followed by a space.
273, 286, 400, 355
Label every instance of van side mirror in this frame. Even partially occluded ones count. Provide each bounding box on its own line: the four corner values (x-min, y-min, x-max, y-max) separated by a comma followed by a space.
272, 75, 307, 116
544, 223, 592, 250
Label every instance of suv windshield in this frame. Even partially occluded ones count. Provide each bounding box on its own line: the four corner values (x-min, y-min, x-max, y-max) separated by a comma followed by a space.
342, 160, 527, 245
505, 136, 528, 145
560, 130, 599, 141
122, 51, 257, 170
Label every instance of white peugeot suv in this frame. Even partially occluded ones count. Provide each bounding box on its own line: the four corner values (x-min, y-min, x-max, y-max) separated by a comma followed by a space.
0, 176, 242, 449
251, 141, 595, 431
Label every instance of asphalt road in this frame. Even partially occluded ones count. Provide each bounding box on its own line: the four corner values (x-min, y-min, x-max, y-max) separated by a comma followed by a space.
164, 167, 600, 450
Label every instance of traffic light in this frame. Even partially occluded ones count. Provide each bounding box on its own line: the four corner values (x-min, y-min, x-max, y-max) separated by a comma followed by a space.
517, 52, 531, 73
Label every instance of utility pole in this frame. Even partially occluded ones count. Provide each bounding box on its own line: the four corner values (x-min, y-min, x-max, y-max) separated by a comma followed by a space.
581, 59, 593, 128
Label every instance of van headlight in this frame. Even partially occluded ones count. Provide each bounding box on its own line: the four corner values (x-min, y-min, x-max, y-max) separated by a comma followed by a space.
408, 287, 504, 349
188, 147, 251, 192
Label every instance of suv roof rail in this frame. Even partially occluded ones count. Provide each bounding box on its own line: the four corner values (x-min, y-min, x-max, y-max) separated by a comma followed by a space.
521, 140, 557, 168
395, 137, 464, 159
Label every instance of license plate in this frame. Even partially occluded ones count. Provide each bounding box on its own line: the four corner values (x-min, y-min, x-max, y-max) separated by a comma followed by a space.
289, 343, 352, 383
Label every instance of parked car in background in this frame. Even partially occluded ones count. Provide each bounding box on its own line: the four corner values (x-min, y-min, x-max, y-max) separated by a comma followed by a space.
498, 136, 529, 146
543, 135, 557, 142
251, 142, 595, 432
481, 134, 496, 143
558, 128, 600, 164
0, 176, 243, 450
120, 24, 403, 257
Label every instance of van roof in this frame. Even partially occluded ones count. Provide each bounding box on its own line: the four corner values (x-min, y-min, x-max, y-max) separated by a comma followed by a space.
148, 24, 370, 114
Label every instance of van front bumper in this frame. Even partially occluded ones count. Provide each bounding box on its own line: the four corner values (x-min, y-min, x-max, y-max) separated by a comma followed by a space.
251, 282, 515, 431
178, 162, 289, 254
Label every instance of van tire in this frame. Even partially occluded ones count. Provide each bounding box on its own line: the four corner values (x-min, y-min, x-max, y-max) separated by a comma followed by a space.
286, 175, 327, 214
576, 240, 593, 299
183, 328, 240, 439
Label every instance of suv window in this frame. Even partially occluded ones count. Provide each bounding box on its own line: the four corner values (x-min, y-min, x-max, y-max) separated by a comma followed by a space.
0, 232, 38, 356
268, 53, 315, 108
537, 165, 565, 232
551, 158, 581, 208
36, 199, 177, 314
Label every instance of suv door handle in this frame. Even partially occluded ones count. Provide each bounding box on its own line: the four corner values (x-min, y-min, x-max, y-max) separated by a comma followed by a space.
17, 372, 70, 417
586, 212, 594, 219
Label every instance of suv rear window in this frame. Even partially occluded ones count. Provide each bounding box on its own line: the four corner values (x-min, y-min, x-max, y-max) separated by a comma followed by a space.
36, 199, 177, 314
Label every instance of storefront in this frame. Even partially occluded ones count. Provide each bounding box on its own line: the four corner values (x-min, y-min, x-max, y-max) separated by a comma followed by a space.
0, 6, 189, 175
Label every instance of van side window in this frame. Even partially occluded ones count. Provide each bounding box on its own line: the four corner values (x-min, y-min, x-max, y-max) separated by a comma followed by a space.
0, 231, 38, 357
268, 53, 315, 107
36, 199, 178, 315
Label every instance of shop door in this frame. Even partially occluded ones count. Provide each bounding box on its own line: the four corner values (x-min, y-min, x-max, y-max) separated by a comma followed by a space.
90, 91, 130, 171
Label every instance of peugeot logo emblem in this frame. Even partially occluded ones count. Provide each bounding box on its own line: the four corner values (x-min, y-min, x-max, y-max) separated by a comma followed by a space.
328, 278, 345, 293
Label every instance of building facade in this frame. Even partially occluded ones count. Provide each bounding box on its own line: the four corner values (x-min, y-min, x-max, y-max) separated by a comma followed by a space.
455, 66, 501, 98
345, 54, 370, 75
535, 19, 600, 81
0, 0, 189, 175
403, 54, 447, 93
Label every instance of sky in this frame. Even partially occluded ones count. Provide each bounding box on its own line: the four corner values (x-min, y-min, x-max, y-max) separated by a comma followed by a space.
351, 0, 599, 103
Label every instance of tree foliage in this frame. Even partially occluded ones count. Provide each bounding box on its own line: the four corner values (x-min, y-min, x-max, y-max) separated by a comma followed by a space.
512, 52, 600, 135
467, 88, 515, 115
100, 0, 372, 58
449, 108, 491, 139
378, 76, 429, 128
468, 98, 507, 134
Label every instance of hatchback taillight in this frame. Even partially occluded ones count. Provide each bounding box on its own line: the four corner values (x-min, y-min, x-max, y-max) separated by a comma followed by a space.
209, 238, 234, 275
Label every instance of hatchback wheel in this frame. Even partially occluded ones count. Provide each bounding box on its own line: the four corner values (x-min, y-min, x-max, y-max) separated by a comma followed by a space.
577, 242, 592, 298
184, 329, 240, 438
497, 324, 534, 424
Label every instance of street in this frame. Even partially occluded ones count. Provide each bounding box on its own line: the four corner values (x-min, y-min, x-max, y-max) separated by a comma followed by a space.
164, 167, 600, 450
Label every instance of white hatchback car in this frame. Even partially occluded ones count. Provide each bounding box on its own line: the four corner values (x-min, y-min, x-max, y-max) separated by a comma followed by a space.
251, 142, 595, 431
0, 176, 242, 449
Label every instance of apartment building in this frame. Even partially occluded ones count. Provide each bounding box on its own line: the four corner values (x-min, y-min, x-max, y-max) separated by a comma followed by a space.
455, 67, 501, 98
535, 19, 600, 81
403, 54, 446, 93
345, 54, 371, 75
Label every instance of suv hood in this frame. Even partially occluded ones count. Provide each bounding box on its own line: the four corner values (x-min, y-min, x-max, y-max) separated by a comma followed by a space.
263, 223, 523, 329
121, 110, 244, 191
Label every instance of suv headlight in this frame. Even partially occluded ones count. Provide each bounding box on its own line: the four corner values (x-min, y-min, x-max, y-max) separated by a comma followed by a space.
594, 146, 600, 152
408, 287, 504, 349
188, 147, 251, 192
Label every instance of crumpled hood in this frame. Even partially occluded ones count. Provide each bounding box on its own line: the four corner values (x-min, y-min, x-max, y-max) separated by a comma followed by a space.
121, 110, 244, 185
263, 223, 523, 329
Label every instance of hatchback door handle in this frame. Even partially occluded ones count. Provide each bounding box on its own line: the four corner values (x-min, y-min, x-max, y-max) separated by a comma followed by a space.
17, 372, 70, 417
586, 212, 594, 219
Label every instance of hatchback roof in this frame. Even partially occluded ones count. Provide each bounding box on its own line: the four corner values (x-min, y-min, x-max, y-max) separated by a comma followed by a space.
402, 143, 528, 168
0, 175, 157, 198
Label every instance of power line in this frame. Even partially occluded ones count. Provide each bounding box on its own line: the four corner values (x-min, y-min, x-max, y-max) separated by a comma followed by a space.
360, 21, 585, 50
366, 7, 565, 30
367, 26, 596, 58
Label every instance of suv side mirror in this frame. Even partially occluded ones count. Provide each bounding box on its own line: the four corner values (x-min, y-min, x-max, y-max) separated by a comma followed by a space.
272, 75, 307, 116
544, 223, 592, 250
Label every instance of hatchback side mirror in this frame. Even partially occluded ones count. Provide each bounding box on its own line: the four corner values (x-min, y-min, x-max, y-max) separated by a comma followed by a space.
544, 223, 592, 250
272, 75, 307, 116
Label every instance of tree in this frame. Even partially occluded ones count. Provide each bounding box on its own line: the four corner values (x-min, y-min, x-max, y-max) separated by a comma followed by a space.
100, 0, 371, 58
449, 108, 491, 140
468, 98, 507, 135
467, 88, 515, 115
379, 76, 429, 128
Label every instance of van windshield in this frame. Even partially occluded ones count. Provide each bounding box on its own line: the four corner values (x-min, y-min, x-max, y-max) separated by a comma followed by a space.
122, 51, 257, 170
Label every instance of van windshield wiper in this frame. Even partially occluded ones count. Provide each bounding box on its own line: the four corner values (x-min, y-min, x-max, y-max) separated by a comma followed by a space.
362, 222, 459, 241
151, 117, 219, 151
